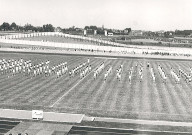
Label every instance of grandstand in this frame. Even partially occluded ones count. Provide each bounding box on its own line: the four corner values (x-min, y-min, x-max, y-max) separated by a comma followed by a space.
0, 119, 20, 135
1, 32, 192, 134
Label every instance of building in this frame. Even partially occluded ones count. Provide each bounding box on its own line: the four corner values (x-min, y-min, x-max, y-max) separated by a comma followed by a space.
54, 27, 62, 32
108, 32, 113, 36
131, 30, 143, 36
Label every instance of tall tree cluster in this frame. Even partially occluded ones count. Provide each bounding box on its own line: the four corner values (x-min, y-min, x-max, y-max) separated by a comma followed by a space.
0, 22, 55, 32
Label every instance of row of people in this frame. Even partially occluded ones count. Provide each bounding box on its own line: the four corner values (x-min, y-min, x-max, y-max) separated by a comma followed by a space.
150, 67, 156, 82
128, 67, 133, 83
104, 66, 112, 81
179, 68, 192, 83
69, 62, 87, 77
69, 59, 90, 77
25, 60, 50, 76
116, 65, 123, 81
158, 65, 167, 83
170, 68, 180, 83
80, 65, 92, 79
0, 58, 32, 76
94, 62, 105, 79
138, 64, 143, 81
54, 62, 68, 78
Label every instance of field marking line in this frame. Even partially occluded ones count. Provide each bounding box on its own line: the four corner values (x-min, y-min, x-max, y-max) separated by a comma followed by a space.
50, 60, 107, 107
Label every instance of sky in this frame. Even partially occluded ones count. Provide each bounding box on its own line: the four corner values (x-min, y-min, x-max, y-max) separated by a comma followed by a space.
0, 0, 192, 31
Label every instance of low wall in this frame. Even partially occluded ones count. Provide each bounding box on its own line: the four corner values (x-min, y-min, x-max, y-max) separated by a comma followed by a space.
0, 108, 84, 123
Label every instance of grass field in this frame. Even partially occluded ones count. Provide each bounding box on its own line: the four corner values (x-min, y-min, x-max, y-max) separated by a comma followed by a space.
1, 52, 192, 122
19, 35, 98, 45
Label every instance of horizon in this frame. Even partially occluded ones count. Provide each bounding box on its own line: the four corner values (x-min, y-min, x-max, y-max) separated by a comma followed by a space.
0, 0, 192, 31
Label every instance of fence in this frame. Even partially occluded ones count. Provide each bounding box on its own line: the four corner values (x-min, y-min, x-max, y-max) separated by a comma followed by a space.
0, 108, 84, 123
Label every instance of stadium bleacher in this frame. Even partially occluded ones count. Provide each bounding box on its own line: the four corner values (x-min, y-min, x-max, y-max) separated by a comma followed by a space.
0, 119, 20, 135
2, 32, 192, 135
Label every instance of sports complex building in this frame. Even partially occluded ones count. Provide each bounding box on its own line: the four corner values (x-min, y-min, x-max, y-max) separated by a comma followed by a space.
1, 32, 192, 134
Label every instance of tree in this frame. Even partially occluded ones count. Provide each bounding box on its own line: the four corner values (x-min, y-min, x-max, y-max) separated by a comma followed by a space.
43, 24, 54, 32
24, 24, 34, 31
1, 22, 11, 31
36, 26, 43, 32
97, 28, 104, 35
84, 26, 90, 30
17, 25, 24, 31
89, 26, 97, 30
164, 31, 174, 38
10, 22, 17, 30
125, 28, 132, 34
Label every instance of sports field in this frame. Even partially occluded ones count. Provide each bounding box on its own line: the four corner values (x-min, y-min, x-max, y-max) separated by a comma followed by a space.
1, 52, 192, 122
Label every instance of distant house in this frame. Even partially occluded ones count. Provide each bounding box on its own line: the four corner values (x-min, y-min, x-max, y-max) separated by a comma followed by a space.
124, 29, 129, 34
124, 28, 131, 34
155, 30, 165, 37
75, 28, 83, 32
111, 29, 126, 35
131, 30, 143, 36
27, 30, 33, 32
108, 32, 113, 36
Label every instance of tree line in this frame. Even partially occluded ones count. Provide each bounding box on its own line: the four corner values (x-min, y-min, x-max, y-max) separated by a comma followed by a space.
144, 30, 192, 38
0, 22, 132, 36
0, 22, 54, 32
175, 30, 192, 36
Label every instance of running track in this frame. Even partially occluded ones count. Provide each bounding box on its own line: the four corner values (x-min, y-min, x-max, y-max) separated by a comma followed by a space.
68, 126, 192, 135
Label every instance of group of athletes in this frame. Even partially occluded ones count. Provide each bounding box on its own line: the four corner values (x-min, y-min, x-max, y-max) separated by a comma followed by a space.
157, 65, 167, 83
69, 58, 91, 78
0, 57, 92, 80
94, 62, 105, 80
53, 62, 68, 78
170, 68, 180, 83
150, 66, 156, 82
154, 64, 192, 84
80, 64, 92, 79
178, 68, 192, 83
2, 57, 192, 84
0, 58, 51, 77
116, 65, 123, 81
104, 66, 112, 82
0, 58, 69, 78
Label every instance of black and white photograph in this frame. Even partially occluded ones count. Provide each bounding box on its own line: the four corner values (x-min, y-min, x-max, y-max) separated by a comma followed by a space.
1, 0, 192, 134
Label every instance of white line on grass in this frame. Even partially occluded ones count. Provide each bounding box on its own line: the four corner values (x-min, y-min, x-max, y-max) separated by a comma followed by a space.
50, 60, 107, 107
